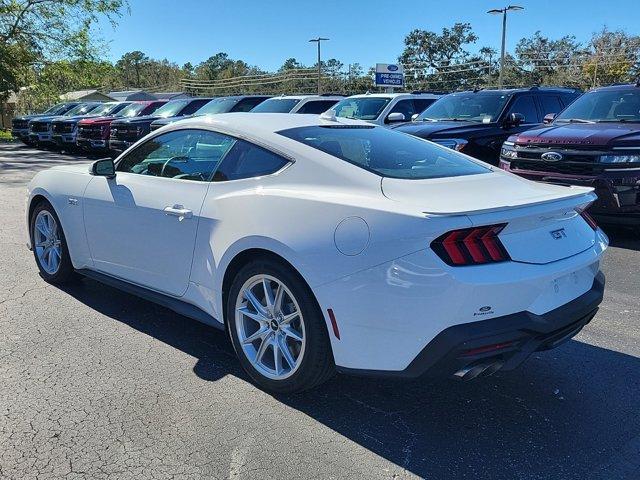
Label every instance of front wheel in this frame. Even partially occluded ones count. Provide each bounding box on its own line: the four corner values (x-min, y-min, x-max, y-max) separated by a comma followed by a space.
227, 258, 334, 393
30, 201, 76, 283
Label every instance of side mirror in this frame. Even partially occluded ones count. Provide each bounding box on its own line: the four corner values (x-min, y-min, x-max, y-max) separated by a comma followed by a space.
411, 113, 420, 121
386, 112, 406, 123
506, 112, 525, 127
543, 113, 556, 124
91, 158, 115, 178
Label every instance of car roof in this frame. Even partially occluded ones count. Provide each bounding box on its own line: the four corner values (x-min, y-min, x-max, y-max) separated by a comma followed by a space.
590, 83, 640, 92
214, 95, 272, 100
267, 95, 344, 101
161, 112, 365, 136
449, 87, 581, 96
345, 92, 440, 99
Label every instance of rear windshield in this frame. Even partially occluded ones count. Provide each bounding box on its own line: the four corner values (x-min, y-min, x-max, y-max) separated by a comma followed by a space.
196, 97, 239, 115
116, 103, 147, 117
332, 97, 391, 120
65, 103, 100, 116
153, 100, 190, 117
417, 93, 510, 122
278, 125, 490, 179
556, 89, 640, 122
251, 98, 301, 113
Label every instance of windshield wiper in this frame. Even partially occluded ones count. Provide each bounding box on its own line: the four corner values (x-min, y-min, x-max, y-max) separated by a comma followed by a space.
595, 118, 640, 123
556, 118, 595, 124
435, 118, 471, 122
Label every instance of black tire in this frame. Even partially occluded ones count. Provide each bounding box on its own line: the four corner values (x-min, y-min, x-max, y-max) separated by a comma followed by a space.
226, 257, 335, 394
30, 201, 76, 283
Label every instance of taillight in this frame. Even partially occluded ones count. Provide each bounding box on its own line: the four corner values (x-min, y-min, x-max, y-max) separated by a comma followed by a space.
431, 224, 510, 266
577, 209, 598, 230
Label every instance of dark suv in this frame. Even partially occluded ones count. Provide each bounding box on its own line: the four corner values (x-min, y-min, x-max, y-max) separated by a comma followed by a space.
500, 83, 640, 230
393, 87, 581, 165
51, 101, 131, 151
149, 95, 271, 131
12, 103, 80, 145
109, 97, 212, 155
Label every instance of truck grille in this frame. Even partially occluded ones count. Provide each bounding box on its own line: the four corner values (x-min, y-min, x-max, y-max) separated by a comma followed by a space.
511, 146, 603, 175
110, 126, 140, 141
78, 125, 103, 139
52, 122, 74, 134
12, 119, 29, 129
30, 122, 49, 133
510, 160, 600, 175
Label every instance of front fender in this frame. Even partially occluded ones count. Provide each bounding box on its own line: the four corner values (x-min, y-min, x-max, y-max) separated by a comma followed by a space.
25, 169, 94, 269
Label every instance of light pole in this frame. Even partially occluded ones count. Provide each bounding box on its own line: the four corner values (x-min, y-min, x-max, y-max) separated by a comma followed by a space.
309, 37, 329, 94
487, 5, 524, 88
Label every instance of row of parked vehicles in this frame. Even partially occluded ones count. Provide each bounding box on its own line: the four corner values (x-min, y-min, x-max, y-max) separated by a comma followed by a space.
12, 83, 640, 231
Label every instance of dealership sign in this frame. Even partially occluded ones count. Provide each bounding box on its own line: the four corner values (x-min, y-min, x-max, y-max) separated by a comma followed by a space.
374, 63, 404, 87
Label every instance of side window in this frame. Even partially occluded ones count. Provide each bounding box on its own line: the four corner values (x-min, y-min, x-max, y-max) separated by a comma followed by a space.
116, 129, 236, 182
213, 140, 289, 181
180, 99, 210, 115
561, 94, 579, 108
388, 99, 416, 121
507, 95, 539, 123
540, 96, 563, 117
232, 97, 269, 112
297, 100, 339, 114
413, 98, 437, 114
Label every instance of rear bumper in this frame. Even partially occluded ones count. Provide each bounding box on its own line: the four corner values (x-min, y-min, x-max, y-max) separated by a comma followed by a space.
500, 160, 640, 225
338, 271, 604, 379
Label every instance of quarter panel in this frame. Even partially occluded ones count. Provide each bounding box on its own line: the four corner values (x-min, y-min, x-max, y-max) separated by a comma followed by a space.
189, 169, 474, 322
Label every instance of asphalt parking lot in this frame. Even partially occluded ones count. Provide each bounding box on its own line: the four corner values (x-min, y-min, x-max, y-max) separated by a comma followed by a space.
0, 142, 638, 480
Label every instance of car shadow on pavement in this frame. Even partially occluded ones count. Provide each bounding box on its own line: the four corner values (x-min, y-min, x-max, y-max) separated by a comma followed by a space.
602, 225, 640, 251
59, 276, 640, 480
0, 144, 89, 185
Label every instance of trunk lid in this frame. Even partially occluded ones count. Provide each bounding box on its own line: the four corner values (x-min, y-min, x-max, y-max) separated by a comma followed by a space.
382, 171, 599, 264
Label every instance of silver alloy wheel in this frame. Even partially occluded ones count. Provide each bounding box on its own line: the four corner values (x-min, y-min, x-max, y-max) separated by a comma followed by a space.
33, 210, 62, 275
235, 274, 306, 380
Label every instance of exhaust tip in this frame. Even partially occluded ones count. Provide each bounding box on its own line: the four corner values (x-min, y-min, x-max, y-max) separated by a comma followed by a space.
454, 361, 503, 381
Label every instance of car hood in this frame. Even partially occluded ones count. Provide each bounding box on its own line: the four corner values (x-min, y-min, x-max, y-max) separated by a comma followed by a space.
29, 115, 63, 123
112, 114, 163, 125
49, 163, 92, 175
151, 115, 192, 126
55, 114, 99, 123
78, 116, 115, 125
14, 114, 48, 122
393, 120, 491, 139
514, 122, 640, 148
381, 170, 593, 215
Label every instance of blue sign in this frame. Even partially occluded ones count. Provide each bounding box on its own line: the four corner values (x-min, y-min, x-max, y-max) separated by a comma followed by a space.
375, 63, 404, 87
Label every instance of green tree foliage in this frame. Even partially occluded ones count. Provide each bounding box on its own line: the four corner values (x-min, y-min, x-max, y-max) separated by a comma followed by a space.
279, 58, 303, 71
582, 28, 640, 87
400, 23, 487, 90
112, 51, 185, 90
18, 60, 116, 111
0, 0, 127, 103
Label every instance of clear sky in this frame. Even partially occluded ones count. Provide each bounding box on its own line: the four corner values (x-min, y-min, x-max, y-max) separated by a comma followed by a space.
96, 0, 640, 71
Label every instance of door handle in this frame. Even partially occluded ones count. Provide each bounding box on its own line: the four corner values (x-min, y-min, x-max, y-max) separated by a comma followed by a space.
163, 205, 193, 221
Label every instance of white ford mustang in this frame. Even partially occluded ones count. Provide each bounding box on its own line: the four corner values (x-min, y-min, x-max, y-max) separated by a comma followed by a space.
26, 112, 607, 393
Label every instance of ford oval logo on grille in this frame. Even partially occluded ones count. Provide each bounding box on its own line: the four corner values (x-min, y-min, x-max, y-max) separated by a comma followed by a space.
541, 151, 563, 162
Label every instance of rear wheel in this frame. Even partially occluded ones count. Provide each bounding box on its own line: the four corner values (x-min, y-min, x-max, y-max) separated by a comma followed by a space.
30, 202, 76, 283
227, 258, 334, 393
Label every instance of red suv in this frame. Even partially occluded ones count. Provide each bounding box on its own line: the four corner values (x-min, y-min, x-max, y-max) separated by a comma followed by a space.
76, 100, 167, 154
500, 83, 640, 232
